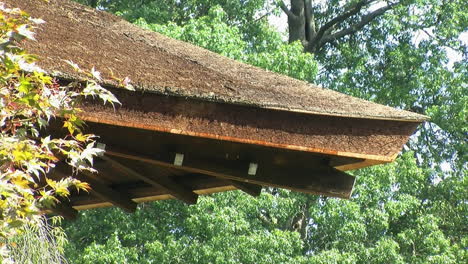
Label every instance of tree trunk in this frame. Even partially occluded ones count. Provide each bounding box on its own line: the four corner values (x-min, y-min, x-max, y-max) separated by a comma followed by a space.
280, 0, 397, 54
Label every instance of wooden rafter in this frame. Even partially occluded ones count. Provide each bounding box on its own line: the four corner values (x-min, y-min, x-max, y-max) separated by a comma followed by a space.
226, 180, 262, 197
105, 147, 355, 198
100, 156, 198, 204
68, 173, 236, 210
79, 171, 137, 213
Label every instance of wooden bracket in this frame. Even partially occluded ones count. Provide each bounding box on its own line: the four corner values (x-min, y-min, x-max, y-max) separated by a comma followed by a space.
79, 171, 137, 213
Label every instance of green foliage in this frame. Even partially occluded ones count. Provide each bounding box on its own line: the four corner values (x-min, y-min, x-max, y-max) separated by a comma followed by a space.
8, 216, 69, 264
305, 152, 466, 263
64, 192, 309, 264
74, 0, 268, 28
63, 155, 466, 263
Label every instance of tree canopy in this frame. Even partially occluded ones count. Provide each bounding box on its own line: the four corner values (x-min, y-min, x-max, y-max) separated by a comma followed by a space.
64, 0, 467, 263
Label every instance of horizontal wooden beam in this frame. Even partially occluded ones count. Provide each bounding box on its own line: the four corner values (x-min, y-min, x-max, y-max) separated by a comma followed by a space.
69, 174, 235, 210
51, 164, 137, 213
100, 156, 198, 204
49, 201, 78, 220
329, 156, 364, 168
105, 147, 355, 198
79, 171, 137, 213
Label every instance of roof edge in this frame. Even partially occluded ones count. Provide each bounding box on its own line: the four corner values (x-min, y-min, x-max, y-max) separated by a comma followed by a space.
79, 113, 398, 164
52, 71, 430, 123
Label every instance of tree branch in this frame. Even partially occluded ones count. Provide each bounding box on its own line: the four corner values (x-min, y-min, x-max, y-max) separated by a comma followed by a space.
299, 196, 316, 241
320, 3, 396, 46
278, 0, 296, 19
314, 0, 378, 43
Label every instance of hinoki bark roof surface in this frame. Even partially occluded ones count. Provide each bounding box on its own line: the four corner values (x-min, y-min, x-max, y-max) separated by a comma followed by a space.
9, 0, 428, 122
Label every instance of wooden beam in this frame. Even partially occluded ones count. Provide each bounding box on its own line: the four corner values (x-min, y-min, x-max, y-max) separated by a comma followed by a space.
100, 156, 198, 204
334, 159, 386, 171
49, 201, 78, 220
51, 166, 137, 213
79, 171, 137, 213
69, 174, 235, 210
105, 147, 355, 199
226, 180, 262, 197
329, 156, 364, 168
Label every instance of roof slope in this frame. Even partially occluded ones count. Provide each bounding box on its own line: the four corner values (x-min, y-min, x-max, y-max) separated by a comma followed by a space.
8, 0, 427, 121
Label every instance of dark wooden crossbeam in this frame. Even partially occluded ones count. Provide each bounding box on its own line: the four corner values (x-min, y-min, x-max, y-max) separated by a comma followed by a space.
68, 174, 235, 209
105, 147, 355, 198
49, 200, 78, 220
79, 171, 137, 213
226, 180, 262, 197
100, 156, 198, 204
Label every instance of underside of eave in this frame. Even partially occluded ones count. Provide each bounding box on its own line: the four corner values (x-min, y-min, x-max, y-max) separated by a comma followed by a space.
44, 134, 357, 218
51, 156, 382, 212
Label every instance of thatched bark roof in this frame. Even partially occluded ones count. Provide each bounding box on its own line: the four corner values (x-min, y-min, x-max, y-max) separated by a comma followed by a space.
11, 0, 426, 122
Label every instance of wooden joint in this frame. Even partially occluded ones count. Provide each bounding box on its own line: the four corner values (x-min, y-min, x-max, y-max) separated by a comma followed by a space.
80, 171, 137, 213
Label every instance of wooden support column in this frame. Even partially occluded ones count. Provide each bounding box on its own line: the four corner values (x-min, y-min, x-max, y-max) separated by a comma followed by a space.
100, 156, 198, 204
105, 147, 355, 199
